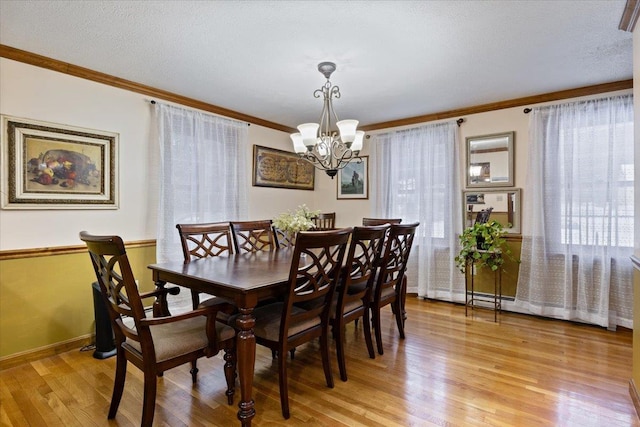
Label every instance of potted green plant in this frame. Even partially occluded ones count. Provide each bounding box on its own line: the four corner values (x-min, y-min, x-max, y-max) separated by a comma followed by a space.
455, 220, 514, 273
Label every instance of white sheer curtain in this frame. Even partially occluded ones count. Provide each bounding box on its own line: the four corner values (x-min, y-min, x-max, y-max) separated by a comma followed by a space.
515, 94, 634, 329
153, 102, 248, 263
370, 121, 464, 300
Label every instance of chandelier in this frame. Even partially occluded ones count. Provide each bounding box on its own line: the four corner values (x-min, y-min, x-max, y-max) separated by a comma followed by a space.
290, 62, 364, 178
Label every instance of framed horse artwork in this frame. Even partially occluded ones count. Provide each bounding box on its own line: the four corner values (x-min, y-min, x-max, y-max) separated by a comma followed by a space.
337, 156, 368, 200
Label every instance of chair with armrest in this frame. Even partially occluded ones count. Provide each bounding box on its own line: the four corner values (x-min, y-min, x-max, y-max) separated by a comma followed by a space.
230, 220, 277, 253
312, 212, 336, 230
369, 222, 419, 355
331, 224, 387, 381
79, 232, 237, 427
362, 217, 402, 226
235, 228, 351, 419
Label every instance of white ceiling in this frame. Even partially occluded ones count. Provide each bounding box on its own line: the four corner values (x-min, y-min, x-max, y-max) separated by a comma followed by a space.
0, 1, 632, 130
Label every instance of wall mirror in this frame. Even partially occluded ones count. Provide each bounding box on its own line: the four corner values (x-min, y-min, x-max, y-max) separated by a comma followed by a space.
466, 131, 514, 188
463, 188, 521, 234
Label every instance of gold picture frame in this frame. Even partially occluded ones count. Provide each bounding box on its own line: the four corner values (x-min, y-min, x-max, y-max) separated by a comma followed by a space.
252, 144, 315, 190
1, 115, 119, 209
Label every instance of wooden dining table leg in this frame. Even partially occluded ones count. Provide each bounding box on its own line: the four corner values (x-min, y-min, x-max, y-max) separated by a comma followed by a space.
236, 305, 257, 426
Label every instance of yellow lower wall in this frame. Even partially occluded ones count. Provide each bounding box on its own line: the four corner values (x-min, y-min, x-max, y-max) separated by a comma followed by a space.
1, 237, 522, 359
468, 236, 522, 297
0, 244, 156, 359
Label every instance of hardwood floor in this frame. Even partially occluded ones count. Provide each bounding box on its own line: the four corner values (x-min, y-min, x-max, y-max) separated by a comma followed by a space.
1, 298, 638, 426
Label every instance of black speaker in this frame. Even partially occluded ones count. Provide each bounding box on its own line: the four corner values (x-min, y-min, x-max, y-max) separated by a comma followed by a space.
92, 281, 116, 359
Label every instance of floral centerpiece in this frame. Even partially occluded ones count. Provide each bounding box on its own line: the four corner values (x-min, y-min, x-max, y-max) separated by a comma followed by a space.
273, 204, 320, 244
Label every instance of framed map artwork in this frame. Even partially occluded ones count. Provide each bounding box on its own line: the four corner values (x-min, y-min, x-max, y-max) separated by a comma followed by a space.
252, 145, 315, 190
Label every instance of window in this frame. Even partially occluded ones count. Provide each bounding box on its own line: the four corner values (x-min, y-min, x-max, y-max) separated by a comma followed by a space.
515, 94, 634, 329
371, 121, 464, 300
541, 101, 634, 250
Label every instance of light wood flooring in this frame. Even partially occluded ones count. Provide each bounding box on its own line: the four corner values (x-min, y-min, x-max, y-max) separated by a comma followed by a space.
1, 298, 638, 426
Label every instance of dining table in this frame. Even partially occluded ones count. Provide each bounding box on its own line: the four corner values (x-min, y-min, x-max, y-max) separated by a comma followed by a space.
148, 248, 298, 426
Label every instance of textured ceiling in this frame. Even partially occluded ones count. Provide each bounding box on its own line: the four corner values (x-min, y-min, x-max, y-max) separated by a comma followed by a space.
0, 1, 632, 129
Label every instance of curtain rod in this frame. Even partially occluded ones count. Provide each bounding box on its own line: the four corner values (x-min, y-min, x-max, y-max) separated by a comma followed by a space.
148, 99, 250, 126
524, 108, 532, 114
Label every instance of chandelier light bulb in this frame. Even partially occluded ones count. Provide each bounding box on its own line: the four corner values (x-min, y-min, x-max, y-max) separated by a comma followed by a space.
351, 131, 365, 152
337, 120, 359, 144
297, 123, 320, 148
290, 133, 307, 153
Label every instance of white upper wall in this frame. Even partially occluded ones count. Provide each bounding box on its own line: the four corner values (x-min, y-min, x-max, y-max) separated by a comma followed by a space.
0, 58, 311, 250
0, 57, 632, 250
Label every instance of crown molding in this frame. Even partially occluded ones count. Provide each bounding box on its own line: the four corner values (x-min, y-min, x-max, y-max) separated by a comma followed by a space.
0, 44, 295, 133
1, 44, 632, 135
360, 80, 633, 132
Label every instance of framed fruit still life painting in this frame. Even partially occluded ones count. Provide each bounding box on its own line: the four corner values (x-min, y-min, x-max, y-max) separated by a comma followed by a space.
1, 115, 119, 209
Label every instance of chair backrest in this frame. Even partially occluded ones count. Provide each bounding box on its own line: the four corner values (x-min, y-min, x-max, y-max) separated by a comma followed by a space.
337, 225, 388, 311
373, 222, 419, 301
362, 218, 402, 226
475, 208, 493, 225
176, 222, 234, 262
312, 212, 336, 231
273, 227, 293, 249
79, 232, 146, 346
230, 220, 277, 253
282, 228, 351, 335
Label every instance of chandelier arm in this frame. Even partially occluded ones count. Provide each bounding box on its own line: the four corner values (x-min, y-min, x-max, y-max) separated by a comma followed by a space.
299, 151, 330, 168
329, 85, 341, 127
331, 157, 358, 172
334, 150, 360, 170
329, 139, 347, 161
299, 151, 353, 174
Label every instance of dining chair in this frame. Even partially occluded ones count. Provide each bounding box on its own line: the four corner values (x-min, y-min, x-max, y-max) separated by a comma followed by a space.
331, 224, 387, 381
237, 228, 351, 419
369, 222, 419, 355
232, 220, 301, 358
474, 207, 493, 224
176, 222, 235, 309
176, 222, 238, 380
362, 217, 402, 226
312, 212, 336, 230
79, 232, 237, 427
273, 227, 294, 249
352, 218, 402, 329
230, 220, 277, 253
